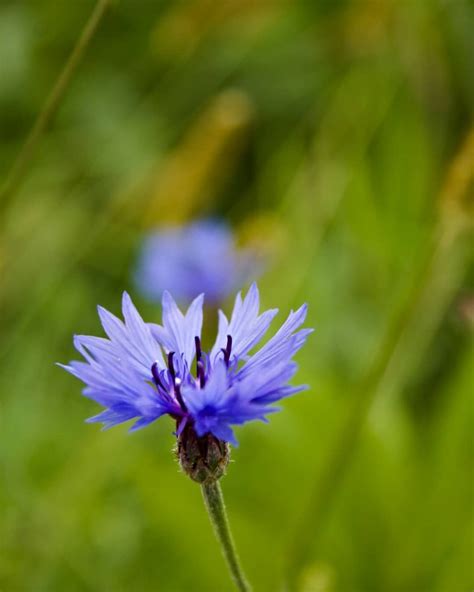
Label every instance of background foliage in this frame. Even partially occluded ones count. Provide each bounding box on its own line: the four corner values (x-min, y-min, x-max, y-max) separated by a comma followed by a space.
0, 1, 472, 591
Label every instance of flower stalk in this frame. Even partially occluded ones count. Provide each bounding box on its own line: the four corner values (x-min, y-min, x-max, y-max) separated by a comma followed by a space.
201, 480, 251, 592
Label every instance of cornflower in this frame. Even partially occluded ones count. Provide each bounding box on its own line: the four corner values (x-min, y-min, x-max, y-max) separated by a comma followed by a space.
60, 283, 312, 591
134, 219, 258, 304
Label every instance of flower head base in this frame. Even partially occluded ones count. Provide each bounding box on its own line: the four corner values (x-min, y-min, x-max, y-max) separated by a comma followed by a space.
134, 220, 260, 305
177, 423, 230, 484
60, 284, 312, 457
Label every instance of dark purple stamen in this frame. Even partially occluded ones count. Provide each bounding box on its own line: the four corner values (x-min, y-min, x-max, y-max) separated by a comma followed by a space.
167, 351, 187, 412
195, 336, 202, 367
168, 352, 176, 380
151, 362, 165, 391
197, 360, 206, 388
221, 334, 233, 366
195, 336, 206, 387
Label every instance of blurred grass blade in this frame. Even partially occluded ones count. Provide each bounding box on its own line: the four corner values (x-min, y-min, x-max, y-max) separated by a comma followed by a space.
143, 89, 254, 226
0, 0, 111, 211
438, 128, 474, 243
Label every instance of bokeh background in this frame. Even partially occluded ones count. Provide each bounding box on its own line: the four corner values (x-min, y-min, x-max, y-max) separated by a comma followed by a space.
0, 1, 473, 591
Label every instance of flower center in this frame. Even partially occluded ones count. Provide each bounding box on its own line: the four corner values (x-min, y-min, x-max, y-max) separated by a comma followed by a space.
151, 334, 233, 412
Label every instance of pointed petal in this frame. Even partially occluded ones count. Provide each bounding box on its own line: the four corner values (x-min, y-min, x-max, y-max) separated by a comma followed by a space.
159, 291, 204, 368
122, 292, 165, 368
211, 283, 278, 362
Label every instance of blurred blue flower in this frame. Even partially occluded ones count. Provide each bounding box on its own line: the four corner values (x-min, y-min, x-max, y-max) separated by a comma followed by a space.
60, 284, 312, 445
134, 219, 259, 304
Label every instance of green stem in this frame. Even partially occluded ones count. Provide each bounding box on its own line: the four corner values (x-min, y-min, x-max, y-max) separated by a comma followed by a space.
201, 481, 251, 592
0, 0, 111, 210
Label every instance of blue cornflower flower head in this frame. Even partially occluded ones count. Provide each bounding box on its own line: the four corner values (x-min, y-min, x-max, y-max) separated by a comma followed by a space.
134, 219, 259, 305
60, 284, 312, 483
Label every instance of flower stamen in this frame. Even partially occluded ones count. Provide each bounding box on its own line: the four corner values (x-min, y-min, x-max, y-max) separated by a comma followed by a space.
151, 361, 166, 390
195, 335, 202, 366
197, 360, 206, 388
167, 351, 187, 412
221, 334, 233, 367
195, 335, 207, 387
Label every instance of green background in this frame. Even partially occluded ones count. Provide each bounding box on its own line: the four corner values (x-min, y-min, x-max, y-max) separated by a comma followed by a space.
0, 1, 472, 590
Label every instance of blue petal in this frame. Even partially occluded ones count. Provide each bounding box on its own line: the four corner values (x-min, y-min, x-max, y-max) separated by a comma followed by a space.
86, 404, 139, 429
97, 295, 165, 378
211, 283, 278, 362
183, 361, 278, 445
150, 292, 204, 371
194, 418, 238, 447
238, 304, 313, 378
122, 292, 166, 369
129, 416, 160, 432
